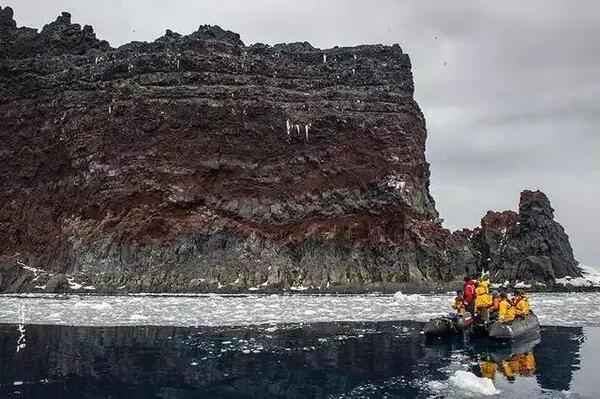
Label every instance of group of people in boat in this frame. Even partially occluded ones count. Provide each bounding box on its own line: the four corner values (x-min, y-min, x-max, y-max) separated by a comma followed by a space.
452, 274, 531, 323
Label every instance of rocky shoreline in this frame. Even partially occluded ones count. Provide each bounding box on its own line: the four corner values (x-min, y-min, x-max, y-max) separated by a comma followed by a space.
1, 255, 596, 295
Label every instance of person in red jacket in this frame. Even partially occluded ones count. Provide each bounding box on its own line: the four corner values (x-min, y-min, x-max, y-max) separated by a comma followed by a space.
463, 276, 476, 314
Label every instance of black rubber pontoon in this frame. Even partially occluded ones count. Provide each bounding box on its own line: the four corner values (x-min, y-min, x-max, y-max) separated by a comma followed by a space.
423, 313, 472, 338
488, 313, 540, 340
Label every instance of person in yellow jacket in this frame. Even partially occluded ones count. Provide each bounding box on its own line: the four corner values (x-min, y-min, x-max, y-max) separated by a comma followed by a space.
498, 292, 516, 322
490, 291, 501, 312
475, 278, 493, 321
452, 290, 466, 315
478, 274, 491, 292
475, 282, 492, 308
513, 290, 530, 317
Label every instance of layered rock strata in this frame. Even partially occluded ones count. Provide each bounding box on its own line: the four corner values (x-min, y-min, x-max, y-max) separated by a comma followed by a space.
0, 8, 581, 293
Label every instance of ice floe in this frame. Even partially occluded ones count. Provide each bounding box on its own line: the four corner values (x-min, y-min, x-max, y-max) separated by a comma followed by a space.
448, 370, 499, 396
393, 291, 423, 302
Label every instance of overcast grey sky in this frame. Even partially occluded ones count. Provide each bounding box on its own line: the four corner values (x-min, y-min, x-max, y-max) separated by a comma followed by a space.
5, 1, 599, 267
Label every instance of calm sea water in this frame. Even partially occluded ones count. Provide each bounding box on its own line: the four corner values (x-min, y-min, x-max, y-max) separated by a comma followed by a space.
0, 321, 597, 398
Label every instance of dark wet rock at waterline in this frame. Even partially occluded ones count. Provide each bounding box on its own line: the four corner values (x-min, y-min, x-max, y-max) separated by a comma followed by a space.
45, 274, 70, 293
0, 7, 581, 293
0, 256, 34, 293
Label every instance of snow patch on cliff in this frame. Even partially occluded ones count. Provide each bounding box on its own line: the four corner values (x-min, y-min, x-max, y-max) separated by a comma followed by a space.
385, 175, 406, 191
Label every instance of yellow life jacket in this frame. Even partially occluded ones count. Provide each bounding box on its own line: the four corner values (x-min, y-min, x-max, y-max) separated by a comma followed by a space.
514, 296, 530, 316
452, 297, 465, 314
475, 285, 492, 309
499, 299, 516, 322
479, 278, 491, 292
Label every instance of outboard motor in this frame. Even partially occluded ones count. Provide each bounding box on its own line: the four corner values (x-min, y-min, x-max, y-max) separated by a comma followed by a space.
455, 311, 473, 331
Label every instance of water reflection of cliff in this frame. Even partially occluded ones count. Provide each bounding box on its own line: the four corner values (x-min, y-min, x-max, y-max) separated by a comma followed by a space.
0, 323, 585, 398
0, 322, 433, 398
535, 326, 584, 391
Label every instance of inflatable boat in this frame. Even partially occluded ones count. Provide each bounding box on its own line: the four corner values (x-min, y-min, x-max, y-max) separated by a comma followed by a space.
488, 313, 540, 341
424, 312, 540, 341
423, 312, 473, 338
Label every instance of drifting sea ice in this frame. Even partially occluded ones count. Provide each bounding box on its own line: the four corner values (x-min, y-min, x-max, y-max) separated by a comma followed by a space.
448, 371, 500, 396
0, 292, 599, 327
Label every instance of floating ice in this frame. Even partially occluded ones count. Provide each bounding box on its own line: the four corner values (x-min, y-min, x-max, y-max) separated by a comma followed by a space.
393, 291, 422, 302
0, 292, 598, 327
426, 380, 447, 392
448, 370, 499, 396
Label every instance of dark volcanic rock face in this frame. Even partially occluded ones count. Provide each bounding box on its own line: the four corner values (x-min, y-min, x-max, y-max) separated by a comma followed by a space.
0, 8, 580, 292
0, 8, 443, 292
472, 191, 580, 283
0, 10, 109, 59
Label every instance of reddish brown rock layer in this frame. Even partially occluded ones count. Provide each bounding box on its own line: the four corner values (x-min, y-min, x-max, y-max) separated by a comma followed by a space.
0, 8, 580, 293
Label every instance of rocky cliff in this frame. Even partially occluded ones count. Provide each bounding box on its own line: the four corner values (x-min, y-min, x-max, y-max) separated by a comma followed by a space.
0, 8, 581, 293
462, 190, 580, 284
